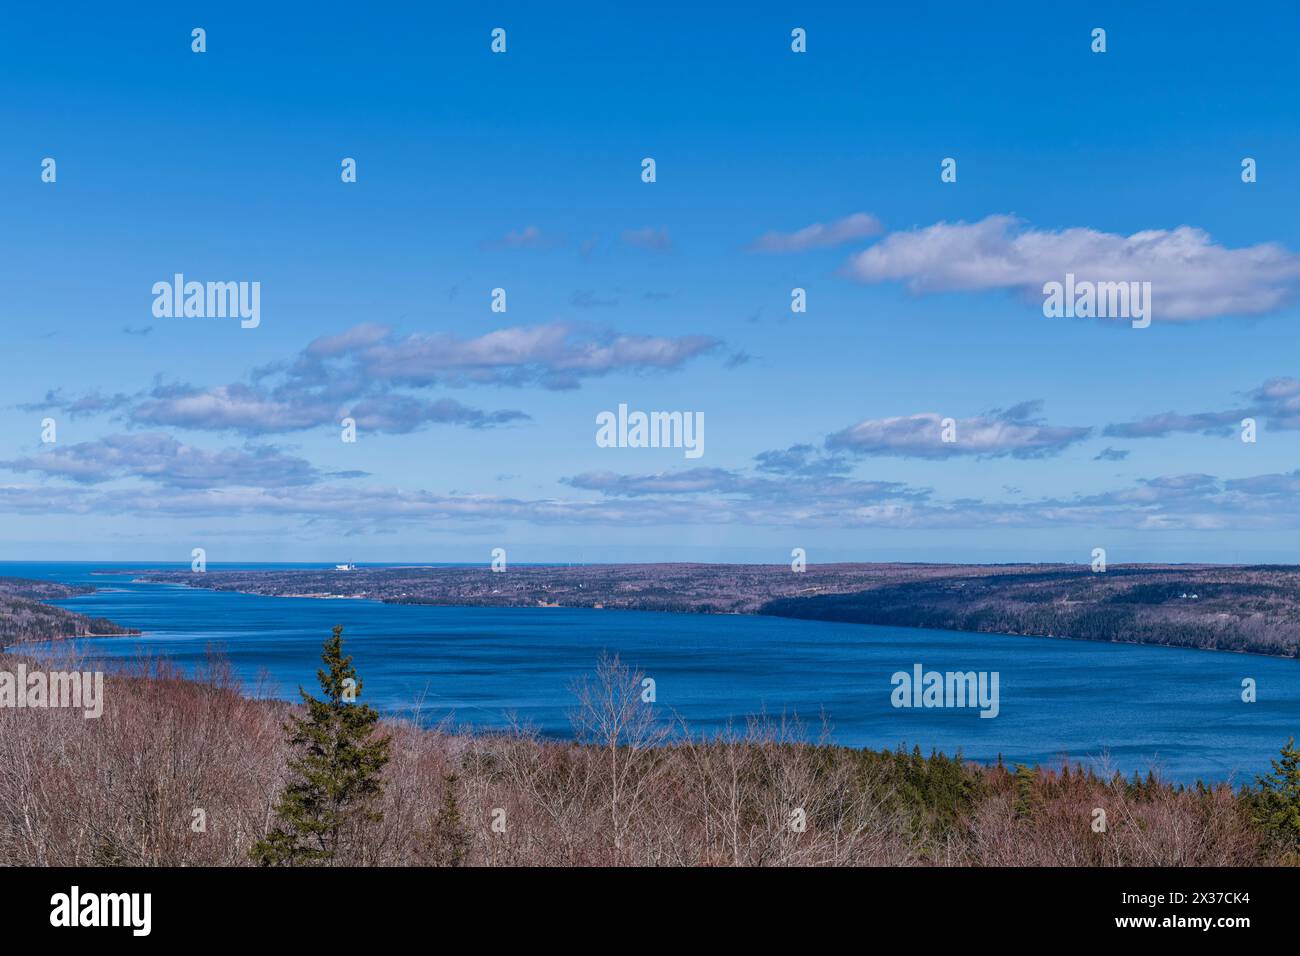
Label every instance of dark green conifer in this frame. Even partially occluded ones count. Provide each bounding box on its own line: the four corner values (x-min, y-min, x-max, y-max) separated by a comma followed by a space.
251, 626, 392, 866
1012, 763, 1038, 819
425, 773, 473, 866
1252, 736, 1300, 856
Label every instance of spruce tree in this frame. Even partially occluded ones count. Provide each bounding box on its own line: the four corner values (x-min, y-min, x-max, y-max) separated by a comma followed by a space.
1252, 736, 1300, 855
1012, 763, 1038, 819
423, 773, 472, 867
252, 625, 392, 866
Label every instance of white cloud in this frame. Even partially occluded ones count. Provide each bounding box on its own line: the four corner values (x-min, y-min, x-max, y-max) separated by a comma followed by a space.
49, 322, 720, 436
844, 215, 1300, 321
749, 212, 883, 253
826, 401, 1091, 459
0, 433, 341, 488
1104, 375, 1300, 438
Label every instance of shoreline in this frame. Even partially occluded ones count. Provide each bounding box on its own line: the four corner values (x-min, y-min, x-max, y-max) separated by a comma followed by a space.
0, 576, 141, 649
13, 560, 1300, 663
109, 568, 1300, 663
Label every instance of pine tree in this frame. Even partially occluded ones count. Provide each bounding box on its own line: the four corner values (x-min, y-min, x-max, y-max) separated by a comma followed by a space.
1252, 736, 1300, 855
252, 626, 392, 866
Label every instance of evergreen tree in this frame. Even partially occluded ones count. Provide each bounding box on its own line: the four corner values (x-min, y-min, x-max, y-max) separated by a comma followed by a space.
1012, 764, 1038, 819
1252, 736, 1300, 855
252, 626, 392, 866
423, 773, 472, 867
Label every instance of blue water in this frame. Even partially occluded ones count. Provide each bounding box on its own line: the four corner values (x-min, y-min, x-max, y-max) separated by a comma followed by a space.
6, 562, 1299, 784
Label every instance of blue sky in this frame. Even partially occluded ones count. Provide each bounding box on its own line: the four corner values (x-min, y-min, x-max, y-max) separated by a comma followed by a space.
2, 2, 1300, 563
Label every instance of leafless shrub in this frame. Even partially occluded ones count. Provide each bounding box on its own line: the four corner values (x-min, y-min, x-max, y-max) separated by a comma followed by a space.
966, 762, 1262, 866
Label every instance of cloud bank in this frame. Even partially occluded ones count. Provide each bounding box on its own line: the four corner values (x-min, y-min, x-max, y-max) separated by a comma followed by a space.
28, 322, 722, 437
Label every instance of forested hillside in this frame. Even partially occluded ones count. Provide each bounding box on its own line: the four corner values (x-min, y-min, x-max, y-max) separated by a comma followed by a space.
762, 566, 1300, 658
0, 577, 138, 646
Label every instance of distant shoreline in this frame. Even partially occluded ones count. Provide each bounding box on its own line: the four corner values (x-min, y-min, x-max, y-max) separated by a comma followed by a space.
9, 561, 1300, 661
103, 579, 1300, 662
0, 576, 141, 648
105, 562, 1300, 661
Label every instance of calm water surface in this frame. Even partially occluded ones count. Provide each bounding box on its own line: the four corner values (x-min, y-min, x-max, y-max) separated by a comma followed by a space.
7, 562, 1299, 784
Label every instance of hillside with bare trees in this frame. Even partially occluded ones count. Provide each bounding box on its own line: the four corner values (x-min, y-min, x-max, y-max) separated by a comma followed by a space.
2, 648, 1293, 867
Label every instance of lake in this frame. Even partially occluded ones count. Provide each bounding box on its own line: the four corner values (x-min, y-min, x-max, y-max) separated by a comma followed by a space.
8, 562, 1299, 784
